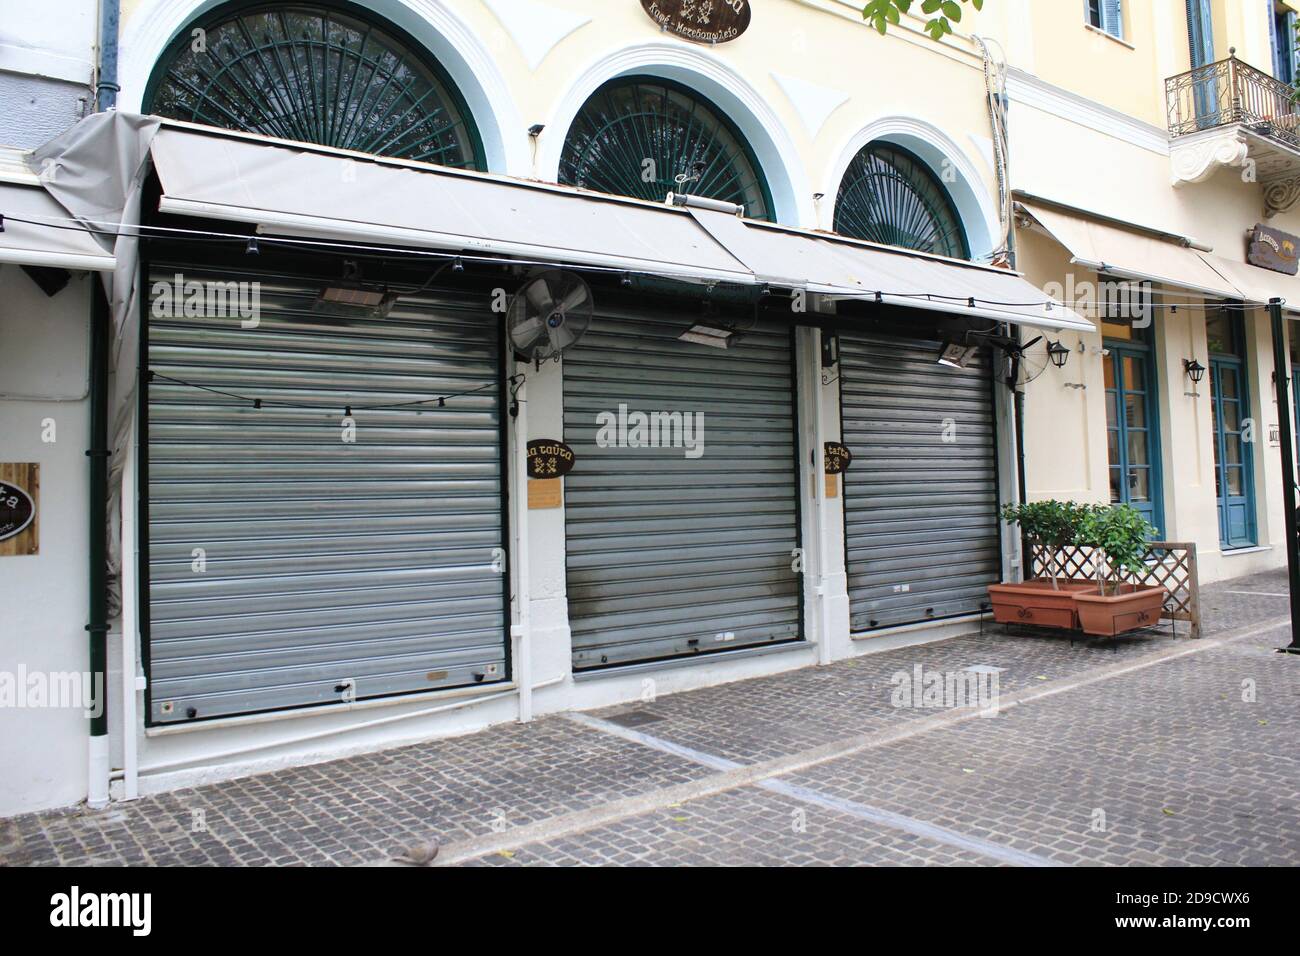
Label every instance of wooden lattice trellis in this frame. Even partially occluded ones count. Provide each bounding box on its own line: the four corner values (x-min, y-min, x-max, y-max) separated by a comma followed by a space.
1026, 541, 1201, 639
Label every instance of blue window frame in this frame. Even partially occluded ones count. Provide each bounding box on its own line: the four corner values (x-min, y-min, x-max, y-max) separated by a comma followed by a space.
1087, 0, 1124, 40
1272, 2, 1299, 84
1207, 311, 1257, 549
1186, 0, 1218, 125
1102, 284, 1164, 536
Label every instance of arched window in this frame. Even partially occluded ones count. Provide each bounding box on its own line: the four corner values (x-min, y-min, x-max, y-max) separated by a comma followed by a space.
559, 77, 773, 221
145, 1, 484, 169
834, 143, 969, 259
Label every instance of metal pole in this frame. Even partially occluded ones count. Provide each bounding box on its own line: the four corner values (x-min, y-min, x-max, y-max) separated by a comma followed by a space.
1267, 299, 1300, 653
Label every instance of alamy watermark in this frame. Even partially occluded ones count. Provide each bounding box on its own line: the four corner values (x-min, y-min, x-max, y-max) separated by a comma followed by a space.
0, 667, 103, 717
889, 664, 1000, 717
151, 272, 262, 329
596, 403, 705, 459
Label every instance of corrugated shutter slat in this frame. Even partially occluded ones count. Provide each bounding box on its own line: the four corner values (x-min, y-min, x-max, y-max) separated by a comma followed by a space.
840, 332, 1000, 631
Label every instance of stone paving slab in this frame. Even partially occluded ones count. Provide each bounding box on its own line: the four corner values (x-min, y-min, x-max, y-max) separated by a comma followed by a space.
461, 786, 994, 867
0, 717, 713, 867
1, 568, 1294, 867
784, 631, 1300, 867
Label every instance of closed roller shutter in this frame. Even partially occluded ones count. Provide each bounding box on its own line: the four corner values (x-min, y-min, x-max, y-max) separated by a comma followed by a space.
840, 331, 1000, 632
563, 307, 802, 669
144, 261, 507, 723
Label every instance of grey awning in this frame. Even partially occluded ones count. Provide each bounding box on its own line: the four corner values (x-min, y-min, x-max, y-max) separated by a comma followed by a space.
148, 125, 755, 286
687, 206, 1092, 331
0, 179, 116, 271
144, 120, 1091, 333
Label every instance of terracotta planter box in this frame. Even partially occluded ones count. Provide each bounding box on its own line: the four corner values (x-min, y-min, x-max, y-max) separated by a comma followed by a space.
1073, 585, 1167, 637
988, 579, 1096, 630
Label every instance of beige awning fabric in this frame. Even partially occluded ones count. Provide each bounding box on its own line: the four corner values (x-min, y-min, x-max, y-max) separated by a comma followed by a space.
1199, 252, 1300, 311
146, 122, 1091, 332
148, 125, 756, 287
1019, 201, 1242, 300
0, 180, 116, 271
688, 206, 1091, 330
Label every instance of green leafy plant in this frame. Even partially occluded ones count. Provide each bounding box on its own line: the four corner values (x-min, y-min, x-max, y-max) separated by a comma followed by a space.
999, 499, 1090, 589
862, 0, 985, 41
1074, 504, 1157, 595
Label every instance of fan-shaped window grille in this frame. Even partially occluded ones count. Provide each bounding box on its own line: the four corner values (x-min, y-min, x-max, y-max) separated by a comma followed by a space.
559, 77, 774, 221
833, 143, 969, 259
146, 2, 483, 168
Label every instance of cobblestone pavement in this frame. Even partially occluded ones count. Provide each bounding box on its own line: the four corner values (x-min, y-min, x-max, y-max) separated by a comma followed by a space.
2, 569, 1297, 867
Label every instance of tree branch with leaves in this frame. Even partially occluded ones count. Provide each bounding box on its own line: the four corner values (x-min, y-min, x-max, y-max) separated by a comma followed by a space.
862, 0, 985, 41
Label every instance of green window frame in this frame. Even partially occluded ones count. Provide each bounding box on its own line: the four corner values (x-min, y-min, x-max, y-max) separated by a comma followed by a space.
558, 76, 775, 222
833, 142, 969, 260
144, 0, 485, 169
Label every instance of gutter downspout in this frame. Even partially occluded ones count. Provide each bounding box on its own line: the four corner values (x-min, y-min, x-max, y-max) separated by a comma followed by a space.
511, 374, 533, 723
95, 0, 120, 111
86, 285, 110, 809
87, 0, 120, 809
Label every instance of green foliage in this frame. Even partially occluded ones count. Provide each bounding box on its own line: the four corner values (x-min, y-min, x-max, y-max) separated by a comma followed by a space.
862, 0, 985, 41
1075, 503, 1158, 592
999, 499, 1089, 550
1000, 499, 1090, 588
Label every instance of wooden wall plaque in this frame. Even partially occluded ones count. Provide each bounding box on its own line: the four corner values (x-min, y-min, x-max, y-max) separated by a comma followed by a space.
0, 463, 39, 556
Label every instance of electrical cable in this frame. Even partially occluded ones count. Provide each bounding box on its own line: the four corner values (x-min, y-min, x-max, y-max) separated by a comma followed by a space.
3, 212, 1287, 311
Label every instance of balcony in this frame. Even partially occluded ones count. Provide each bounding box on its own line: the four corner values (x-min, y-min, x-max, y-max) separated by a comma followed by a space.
1165, 52, 1300, 214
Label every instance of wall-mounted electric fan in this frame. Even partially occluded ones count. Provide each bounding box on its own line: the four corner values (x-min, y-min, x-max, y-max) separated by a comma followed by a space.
507, 269, 594, 363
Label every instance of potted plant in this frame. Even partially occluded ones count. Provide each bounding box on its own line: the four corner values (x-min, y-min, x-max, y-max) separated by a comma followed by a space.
988, 500, 1095, 629
1072, 504, 1167, 637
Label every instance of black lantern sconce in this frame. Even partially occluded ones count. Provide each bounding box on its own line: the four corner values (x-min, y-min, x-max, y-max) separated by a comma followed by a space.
1047, 340, 1071, 369
1184, 358, 1207, 385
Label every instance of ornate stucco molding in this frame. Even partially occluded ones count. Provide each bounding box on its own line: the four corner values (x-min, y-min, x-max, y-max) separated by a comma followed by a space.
1169, 129, 1251, 186
1264, 176, 1300, 218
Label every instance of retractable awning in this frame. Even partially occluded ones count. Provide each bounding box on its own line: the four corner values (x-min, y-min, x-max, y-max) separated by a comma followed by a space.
1018, 200, 1241, 300
142, 121, 1090, 333
1198, 252, 1300, 311
686, 206, 1088, 330
0, 179, 116, 271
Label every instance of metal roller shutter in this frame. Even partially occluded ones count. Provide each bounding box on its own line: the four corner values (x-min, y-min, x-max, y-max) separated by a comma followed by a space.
143, 261, 508, 723
563, 307, 802, 669
839, 331, 1000, 632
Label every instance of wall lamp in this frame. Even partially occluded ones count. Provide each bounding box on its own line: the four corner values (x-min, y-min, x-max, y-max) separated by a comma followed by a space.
1184, 358, 1207, 385
1047, 340, 1071, 369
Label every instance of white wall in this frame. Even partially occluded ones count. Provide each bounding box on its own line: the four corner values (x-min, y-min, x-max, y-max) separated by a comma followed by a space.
0, 264, 92, 817
0, 0, 95, 148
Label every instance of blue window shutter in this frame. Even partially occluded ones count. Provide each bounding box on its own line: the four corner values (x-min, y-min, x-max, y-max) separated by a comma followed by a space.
1103, 0, 1123, 39
1289, 11, 1300, 81
1186, 0, 1215, 66
1270, 2, 1282, 78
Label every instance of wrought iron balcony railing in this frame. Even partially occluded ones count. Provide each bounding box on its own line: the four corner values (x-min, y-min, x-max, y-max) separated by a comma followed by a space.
1166, 54, 1300, 150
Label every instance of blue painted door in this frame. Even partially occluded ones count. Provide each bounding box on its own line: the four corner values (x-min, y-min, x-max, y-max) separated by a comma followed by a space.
1105, 344, 1165, 536
1209, 357, 1256, 548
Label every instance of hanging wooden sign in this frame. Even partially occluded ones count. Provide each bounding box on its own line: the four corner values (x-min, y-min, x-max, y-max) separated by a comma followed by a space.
639, 0, 751, 45
1248, 223, 1300, 275
0, 464, 39, 556
824, 442, 852, 475
527, 439, 576, 479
